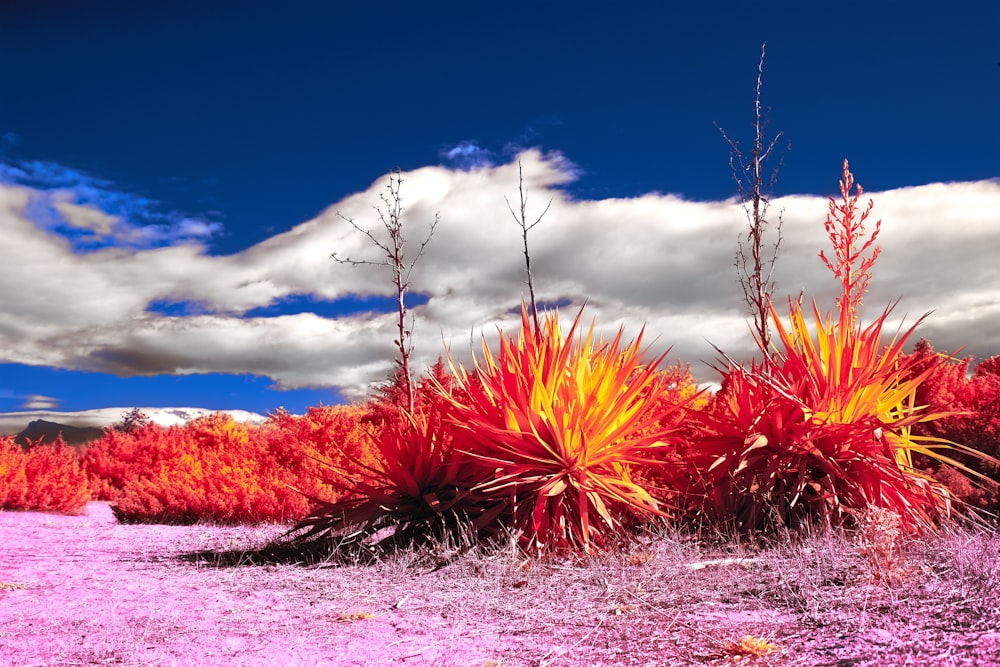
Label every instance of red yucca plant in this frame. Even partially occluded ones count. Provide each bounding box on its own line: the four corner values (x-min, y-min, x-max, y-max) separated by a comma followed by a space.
284, 405, 505, 560
436, 303, 692, 555
696, 160, 999, 533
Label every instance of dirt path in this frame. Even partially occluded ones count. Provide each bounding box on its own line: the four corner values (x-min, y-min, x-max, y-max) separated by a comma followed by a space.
2, 504, 999, 666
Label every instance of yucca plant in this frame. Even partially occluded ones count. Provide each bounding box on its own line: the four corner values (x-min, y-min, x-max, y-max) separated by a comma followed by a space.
695, 160, 998, 533
436, 303, 693, 555
283, 406, 506, 561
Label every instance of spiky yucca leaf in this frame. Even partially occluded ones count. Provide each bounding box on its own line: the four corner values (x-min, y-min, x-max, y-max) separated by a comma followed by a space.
437, 303, 691, 554
285, 408, 505, 559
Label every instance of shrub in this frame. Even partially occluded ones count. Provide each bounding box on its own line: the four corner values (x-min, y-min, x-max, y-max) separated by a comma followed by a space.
256, 404, 375, 503
694, 161, 998, 534
904, 340, 1000, 510
1, 437, 89, 513
436, 303, 693, 555
84, 421, 169, 501
0, 437, 28, 509
91, 413, 328, 524
285, 405, 504, 559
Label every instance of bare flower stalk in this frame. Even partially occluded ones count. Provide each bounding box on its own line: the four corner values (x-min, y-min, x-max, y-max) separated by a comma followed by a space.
332, 170, 439, 413
717, 43, 788, 351
505, 160, 551, 332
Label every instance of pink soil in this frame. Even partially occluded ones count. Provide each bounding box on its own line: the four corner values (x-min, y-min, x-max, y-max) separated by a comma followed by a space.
2, 503, 999, 666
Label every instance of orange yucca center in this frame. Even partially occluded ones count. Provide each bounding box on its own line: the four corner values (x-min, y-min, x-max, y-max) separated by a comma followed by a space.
769, 299, 928, 427
437, 303, 689, 553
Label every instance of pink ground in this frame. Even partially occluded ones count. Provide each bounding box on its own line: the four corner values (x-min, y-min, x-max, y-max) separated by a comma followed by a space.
2, 503, 1000, 666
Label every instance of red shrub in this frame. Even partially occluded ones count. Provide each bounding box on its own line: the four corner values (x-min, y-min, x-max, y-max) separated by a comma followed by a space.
1, 436, 89, 513
904, 340, 1000, 510
0, 437, 28, 509
364, 357, 465, 427
288, 405, 503, 556
85, 409, 376, 525
84, 421, 169, 501
105, 414, 300, 524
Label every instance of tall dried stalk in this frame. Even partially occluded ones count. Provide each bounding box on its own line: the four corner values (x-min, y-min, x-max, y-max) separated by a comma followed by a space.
717, 43, 788, 351
505, 160, 551, 332
333, 170, 439, 413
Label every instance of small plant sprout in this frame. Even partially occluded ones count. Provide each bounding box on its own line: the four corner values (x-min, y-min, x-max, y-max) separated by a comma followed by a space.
628, 550, 655, 566
853, 504, 908, 585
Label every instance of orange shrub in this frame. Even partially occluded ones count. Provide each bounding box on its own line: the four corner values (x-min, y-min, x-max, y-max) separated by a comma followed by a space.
257, 404, 376, 499
84, 409, 376, 525
105, 413, 303, 524
1, 437, 89, 513
0, 437, 28, 509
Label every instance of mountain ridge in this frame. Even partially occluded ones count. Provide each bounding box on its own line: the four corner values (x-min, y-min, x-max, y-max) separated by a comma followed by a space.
0, 407, 270, 441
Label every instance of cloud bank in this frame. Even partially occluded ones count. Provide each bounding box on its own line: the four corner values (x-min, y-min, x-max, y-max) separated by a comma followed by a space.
2, 151, 999, 400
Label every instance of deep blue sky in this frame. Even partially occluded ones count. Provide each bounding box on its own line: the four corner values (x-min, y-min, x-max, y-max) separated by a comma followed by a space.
1, 1, 998, 416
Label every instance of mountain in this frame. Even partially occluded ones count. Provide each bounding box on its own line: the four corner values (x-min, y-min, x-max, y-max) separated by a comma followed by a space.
0, 407, 270, 443
14, 419, 105, 448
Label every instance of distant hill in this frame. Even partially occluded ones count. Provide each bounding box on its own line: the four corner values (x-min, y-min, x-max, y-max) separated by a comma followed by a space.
0, 407, 270, 445
14, 419, 105, 448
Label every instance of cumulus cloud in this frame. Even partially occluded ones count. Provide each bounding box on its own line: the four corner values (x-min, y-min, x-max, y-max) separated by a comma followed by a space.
1, 152, 999, 400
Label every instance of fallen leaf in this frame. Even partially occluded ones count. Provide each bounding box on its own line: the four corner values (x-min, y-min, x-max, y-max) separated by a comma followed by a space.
335, 612, 376, 623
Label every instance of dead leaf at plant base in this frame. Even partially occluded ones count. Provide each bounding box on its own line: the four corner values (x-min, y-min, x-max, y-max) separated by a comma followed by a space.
335, 611, 376, 623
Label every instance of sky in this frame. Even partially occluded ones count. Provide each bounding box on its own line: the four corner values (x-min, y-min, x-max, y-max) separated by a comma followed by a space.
1, 1, 998, 416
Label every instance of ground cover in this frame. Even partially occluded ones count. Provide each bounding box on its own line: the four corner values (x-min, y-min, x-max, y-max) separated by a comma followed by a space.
2, 502, 999, 666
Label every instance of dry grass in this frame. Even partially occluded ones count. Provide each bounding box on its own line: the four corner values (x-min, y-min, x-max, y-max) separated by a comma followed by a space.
2, 503, 999, 666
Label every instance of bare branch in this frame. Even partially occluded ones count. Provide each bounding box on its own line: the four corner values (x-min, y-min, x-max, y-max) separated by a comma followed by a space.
402, 212, 440, 289
505, 160, 552, 331
330, 169, 439, 412
334, 211, 393, 256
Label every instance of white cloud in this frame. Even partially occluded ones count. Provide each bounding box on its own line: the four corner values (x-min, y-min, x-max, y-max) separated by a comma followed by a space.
21, 394, 60, 410
441, 141, 495, 170
53, 196, 119, 237
0, 159, 223, 249
2, 153, 999, 401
